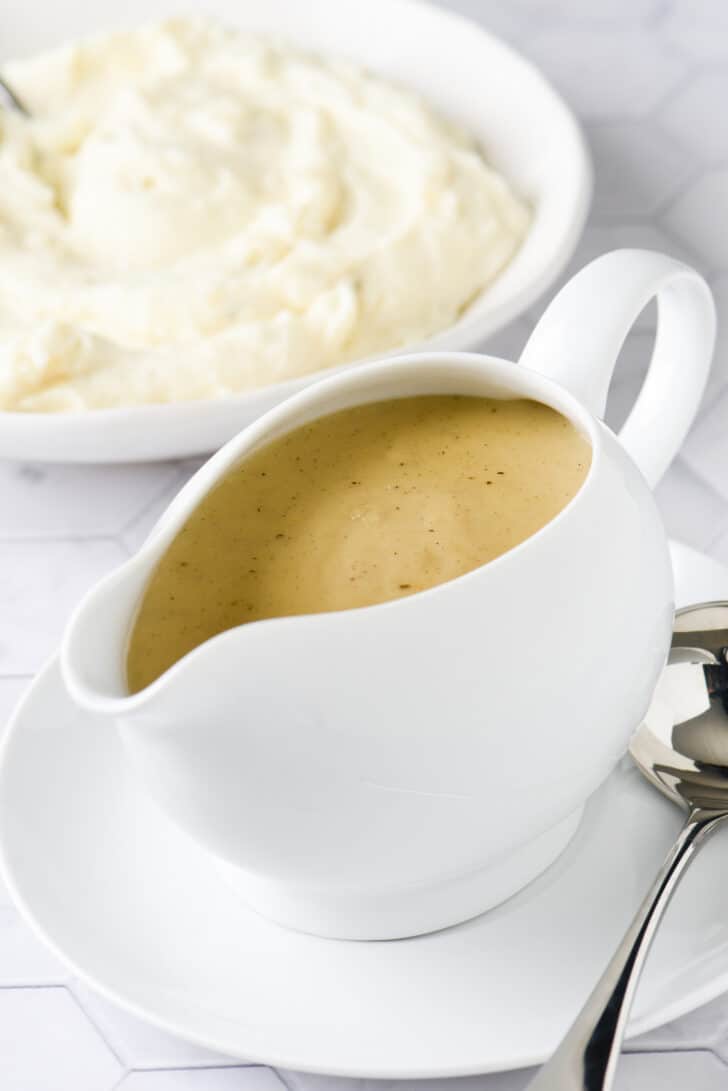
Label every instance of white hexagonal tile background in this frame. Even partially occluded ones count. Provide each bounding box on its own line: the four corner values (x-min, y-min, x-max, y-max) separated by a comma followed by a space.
0, 988, 123, 1091
659, 71, 728, 162
586, 120, 692, 217
663, 0, 728, 61
663, 169, 728, 271
525, 27, 685, 117
0, 538, 127, 674
0, 462, 181, 541
3, 2, 728, 1089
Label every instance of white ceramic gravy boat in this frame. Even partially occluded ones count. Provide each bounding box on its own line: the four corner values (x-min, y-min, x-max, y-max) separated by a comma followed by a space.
62, 250, 715, 940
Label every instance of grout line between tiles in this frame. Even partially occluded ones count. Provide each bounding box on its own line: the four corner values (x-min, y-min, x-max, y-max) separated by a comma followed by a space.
273, 1068, 296, 1091
0, 982, 67, 992
623, 1041, 724, 1056
128, 1062, 263, 1073
622, 1045, 728, 1066
66, 983, 129, 1070
0, 532, 127, 546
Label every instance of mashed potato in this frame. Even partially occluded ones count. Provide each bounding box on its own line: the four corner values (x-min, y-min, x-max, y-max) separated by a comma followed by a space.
0, 18, 529, 411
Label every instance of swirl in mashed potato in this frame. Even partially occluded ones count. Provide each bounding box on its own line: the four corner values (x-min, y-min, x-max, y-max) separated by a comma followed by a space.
0, 18, 529, 411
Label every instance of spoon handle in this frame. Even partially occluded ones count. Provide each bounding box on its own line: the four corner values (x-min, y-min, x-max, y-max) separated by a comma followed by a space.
527, 808, 726, 1091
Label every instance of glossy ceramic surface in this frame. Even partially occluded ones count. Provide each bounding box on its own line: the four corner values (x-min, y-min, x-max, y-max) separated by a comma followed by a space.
2, 543, 728, 1078
0, 0, 591, 462
60, 250, 714, 940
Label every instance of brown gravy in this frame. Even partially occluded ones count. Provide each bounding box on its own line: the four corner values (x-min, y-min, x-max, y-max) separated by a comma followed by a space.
126, 395, 590, 692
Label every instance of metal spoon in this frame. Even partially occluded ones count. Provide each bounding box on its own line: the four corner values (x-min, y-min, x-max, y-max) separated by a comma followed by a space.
0, 76, 29, 116
529, 601, 728, 1091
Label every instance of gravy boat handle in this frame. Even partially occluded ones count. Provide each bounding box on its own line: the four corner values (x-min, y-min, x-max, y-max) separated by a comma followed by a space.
519, 249, 715, 487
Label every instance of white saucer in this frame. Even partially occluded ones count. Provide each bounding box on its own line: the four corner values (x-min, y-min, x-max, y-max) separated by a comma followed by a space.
1, 540, 727, 1079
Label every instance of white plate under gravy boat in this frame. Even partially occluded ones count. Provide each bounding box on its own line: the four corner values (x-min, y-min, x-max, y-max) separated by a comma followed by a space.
1, 539, 727, 1079
0, 0, 591, 463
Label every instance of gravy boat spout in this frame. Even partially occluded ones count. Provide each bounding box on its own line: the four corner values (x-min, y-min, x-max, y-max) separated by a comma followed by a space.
62, 552, 157, 713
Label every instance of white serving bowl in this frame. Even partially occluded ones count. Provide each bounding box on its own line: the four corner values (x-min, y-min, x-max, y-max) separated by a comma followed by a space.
0, 0, 591, 462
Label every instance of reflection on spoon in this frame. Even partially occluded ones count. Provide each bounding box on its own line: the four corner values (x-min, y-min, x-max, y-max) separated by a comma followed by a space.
528, 601, 728, 1091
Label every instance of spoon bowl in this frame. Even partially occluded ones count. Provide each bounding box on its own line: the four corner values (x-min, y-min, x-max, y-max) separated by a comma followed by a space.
631, 603, 728, 812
